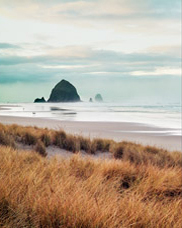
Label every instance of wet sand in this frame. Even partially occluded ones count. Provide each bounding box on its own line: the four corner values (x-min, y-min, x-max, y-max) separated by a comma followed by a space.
0, 115, 181, 151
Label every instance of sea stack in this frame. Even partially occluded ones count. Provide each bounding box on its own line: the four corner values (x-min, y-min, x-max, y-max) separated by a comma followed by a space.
48, 79, 81, 102
95, 94, 103, 102
34, 97, 46, 103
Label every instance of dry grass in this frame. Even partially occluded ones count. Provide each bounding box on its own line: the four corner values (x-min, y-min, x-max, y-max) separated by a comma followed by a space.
0, 123, 181, 168
0, 145, 181, 228
0, 125, 16, 148
35, 140, 47, 157
0, 123, 182, 227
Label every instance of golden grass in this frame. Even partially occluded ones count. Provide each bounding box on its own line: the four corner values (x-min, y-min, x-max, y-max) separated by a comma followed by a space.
0, 122, 182, 227
0, 145, 181, 227
1, 123, 181, 168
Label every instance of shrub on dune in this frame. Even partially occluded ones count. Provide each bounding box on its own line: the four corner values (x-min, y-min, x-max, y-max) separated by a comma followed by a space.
62, 135, 78, 152
35, 140, 47, 157
78, 136, 92, 153
0, 130, 16, 148
22, 131, 37, 145
112, 142, 125, 159
91, 138, 111, 153
111, 141, 182, 167
53, 130, 67, 148
40, 131, 52, 147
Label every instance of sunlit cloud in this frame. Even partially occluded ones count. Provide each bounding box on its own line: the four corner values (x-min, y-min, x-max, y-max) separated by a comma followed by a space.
40, 64, 98, 69
131, 67, 181, 77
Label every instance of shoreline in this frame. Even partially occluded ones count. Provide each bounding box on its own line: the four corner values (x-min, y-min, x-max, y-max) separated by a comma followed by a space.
0, 115, 181, 152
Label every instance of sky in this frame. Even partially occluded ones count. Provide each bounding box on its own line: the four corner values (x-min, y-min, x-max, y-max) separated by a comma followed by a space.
0, 0, 181, 104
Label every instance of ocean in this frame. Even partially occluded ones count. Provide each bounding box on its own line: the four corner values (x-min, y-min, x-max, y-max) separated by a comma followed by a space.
0, 102, 181, 136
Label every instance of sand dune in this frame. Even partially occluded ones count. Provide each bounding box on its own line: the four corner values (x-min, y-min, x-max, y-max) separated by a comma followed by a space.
0, 115, 181, 151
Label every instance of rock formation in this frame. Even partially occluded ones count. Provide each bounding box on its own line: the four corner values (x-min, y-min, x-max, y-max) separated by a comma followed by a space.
95, 94, 103, 102
48, 79, 81, 102
34, 97, 46, 103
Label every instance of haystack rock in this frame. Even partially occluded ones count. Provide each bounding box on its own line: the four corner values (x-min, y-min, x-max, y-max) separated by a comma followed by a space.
95, 94, 103, 102
34, 97, 46, 103
48, 79, 81, 102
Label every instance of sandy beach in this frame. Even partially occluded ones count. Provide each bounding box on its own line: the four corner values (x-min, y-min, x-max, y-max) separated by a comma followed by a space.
0, 115, 181, 152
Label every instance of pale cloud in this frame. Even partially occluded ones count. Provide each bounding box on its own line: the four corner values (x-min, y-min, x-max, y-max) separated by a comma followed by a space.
41, 64, 98, 69
146, 45, 181, 56
0, 0, 180, 30
0, 0, 181, 102
0, 0, 180, 19
0, 44, 180, 66
0, 44, 180, 87
131, 67, 181, 77
47, 46, 92, 58
0, 0, 180, 54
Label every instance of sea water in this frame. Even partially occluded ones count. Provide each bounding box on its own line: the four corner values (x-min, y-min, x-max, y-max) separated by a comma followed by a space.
0, 102, 181, 136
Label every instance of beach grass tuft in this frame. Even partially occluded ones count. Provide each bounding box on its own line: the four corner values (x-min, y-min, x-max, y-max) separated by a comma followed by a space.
35, 140, 47, 157
0, 123, 181, 168
0, 144, 181, 227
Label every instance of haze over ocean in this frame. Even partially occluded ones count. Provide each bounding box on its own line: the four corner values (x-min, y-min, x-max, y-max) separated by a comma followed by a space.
0, 102, 181, 134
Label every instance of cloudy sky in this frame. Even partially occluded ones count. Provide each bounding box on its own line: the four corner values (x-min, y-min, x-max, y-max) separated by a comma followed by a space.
0, 0, 181, 103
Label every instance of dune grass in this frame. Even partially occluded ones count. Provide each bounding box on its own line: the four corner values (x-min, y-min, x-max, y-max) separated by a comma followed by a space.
0, 146, 182, 227
0, 122, 182, 227
0, 123, 181, 167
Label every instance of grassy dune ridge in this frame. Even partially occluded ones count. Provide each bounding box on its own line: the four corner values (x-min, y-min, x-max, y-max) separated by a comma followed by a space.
0, 123, 182, 227
0, 123, 181, 167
